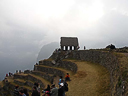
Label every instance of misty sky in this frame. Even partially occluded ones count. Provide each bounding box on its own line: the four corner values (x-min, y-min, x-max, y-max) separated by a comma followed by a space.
0, 0, 128, 80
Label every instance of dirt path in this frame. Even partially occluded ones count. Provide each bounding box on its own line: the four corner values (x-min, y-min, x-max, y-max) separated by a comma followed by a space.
65, 60, 110, 96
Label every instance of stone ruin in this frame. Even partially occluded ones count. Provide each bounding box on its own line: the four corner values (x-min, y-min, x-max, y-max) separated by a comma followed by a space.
60, 37, 79, 51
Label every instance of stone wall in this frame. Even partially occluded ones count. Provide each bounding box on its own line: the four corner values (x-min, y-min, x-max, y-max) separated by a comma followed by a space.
72, 50, 119, 72
14, 79, 33, 87
14, 74, 45, 88
24, 70, 54, 84
34, 65, 65, 77
40, 60, 77, 73
24, 70, 32, 74
31, 71, 54, 84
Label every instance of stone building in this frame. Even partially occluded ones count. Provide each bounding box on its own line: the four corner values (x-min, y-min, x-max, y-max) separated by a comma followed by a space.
60, 37, 79, 51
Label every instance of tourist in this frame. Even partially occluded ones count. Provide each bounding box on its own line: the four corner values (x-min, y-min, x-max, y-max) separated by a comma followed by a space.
23, 88, 29, 96
31, 86, 39, 96
9, 72, 11, 76
84, 46, 86, 50
58, 76, 63, 87
50, 84, 58, 96
33, 82, 40, 96
37, 83, 40, 95
19, 89, 26, 96
13, 85, 19, 96
34, 82, 38, 88
43, 84, 50, 92
42, 85, 50, 96
63, 81, 68, 92
58, 83, 65, 96
65, 73, 71, 81
6, 73, 8, 77
4, 77, 8, 83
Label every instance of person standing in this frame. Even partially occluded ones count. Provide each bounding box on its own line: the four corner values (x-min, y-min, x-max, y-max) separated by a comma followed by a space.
84, 46, 86, 50
31, 86, 39, 96
58, 83, 65, 96
50, 84, 58, 96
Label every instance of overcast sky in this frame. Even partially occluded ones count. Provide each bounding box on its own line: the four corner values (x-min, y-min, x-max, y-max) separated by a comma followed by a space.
0, 0, 128, 79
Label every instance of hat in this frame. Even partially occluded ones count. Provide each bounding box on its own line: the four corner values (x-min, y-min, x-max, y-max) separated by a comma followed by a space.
60, 83, 64, 86
51, 84, 55, 87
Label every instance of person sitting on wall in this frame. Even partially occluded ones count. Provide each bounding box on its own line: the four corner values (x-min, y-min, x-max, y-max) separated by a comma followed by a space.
65, 73, 71, 81
58, 76, 63, 87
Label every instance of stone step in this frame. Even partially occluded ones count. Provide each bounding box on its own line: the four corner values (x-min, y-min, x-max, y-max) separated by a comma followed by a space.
34, 65, 65, 77
14, 79, 34, 87
14, 73, 45, 88
31, 71, 54, 84
14, 79, 25, 86
38, 59, 77, 73
14, 73, 27, 79
29, 74, 51, 88
10, 82, 32, 92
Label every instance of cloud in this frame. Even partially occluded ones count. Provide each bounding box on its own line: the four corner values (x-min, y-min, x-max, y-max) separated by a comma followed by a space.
0, 0, 128, 50
0, 0, 128, 79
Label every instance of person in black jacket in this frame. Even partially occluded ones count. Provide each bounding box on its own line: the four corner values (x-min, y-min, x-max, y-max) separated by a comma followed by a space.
32, 86, 39, 96
23, 88, 29, 96
58, 83, 65, 96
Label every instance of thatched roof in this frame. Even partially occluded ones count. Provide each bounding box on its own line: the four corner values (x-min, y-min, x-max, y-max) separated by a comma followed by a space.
60, 37, 79, 46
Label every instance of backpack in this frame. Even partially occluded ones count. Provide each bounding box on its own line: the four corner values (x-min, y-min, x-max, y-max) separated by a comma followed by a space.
64, 82, 68, 92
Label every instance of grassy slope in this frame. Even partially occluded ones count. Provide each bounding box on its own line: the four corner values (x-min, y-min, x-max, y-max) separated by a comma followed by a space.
66, 60, 110, 96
